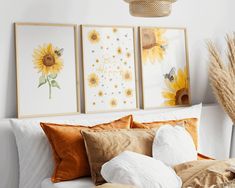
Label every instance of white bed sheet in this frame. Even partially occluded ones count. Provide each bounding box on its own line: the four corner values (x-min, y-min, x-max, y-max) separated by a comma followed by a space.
41, 178, 94, 188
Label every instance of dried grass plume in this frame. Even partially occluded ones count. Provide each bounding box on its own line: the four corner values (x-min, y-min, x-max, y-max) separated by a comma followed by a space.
207, 34, 235, 123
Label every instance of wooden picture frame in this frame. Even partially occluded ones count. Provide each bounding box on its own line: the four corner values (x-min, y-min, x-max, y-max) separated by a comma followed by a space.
15, 22, 80, 118
81, 25, 139, 113
139, 27, 191, 109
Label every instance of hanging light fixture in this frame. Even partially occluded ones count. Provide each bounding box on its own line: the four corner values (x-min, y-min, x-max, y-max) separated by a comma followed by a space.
123, 0, 177, 17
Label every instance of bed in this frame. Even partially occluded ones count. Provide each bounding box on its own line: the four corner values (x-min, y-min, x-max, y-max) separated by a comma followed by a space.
41, 158, 235, 188
0, 104, 233, 188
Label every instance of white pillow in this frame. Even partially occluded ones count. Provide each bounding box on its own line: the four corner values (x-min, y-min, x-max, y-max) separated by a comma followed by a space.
153, 125, 197, 166
101, 151, 182, 188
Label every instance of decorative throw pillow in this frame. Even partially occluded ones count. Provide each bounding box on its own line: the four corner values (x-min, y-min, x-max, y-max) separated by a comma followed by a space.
197, 153, 214, 160
152, 125, 197, 166
11, 117, 98, 188
101, 151, 182, 188
132, 118, 198, 149
81, 129, 155, 185
11, 119, 55, 188
40, 115, 133, 183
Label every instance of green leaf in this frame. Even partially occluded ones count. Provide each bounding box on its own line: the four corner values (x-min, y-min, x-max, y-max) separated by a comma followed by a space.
38, 75, 47, 88
48, 74, 57, 79
51, 80, 60, 89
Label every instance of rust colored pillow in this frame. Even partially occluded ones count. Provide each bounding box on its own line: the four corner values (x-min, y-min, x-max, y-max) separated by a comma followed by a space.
197, 153, 214, 160
40, 115, 133, 183
81, 129, 155, 185
132, 118, 198, 149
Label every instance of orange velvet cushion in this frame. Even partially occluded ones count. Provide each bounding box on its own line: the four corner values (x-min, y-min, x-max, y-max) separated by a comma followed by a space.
131, 118, 198, 149
40, 115, 133, 183
197, 153, 214, 160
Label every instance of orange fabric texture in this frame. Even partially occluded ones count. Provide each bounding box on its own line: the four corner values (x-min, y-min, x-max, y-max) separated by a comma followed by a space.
132, 118, 198, 149
40, 115, 133, 183
197, 153, 215, 160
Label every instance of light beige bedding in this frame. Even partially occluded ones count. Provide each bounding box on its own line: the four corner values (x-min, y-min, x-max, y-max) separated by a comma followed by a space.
174, 159, 235, 188
95, 159, 235, 188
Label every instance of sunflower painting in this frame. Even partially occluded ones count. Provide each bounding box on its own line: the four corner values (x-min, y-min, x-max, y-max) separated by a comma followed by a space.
82, 25, 138, 113
15, 23, 79, 117
162, 67, 189, 106
33, 43, 63, 99
141, 28, 168, 64
140, 28, 190, 108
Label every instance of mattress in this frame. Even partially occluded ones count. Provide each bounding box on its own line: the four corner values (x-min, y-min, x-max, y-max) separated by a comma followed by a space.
41, 177, 94, 188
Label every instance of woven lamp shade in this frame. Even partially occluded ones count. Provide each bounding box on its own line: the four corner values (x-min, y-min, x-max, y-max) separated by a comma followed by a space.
124, 0, 177, 17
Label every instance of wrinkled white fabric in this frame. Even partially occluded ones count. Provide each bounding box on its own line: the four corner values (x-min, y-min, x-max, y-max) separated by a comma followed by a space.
101, 151, 182, 188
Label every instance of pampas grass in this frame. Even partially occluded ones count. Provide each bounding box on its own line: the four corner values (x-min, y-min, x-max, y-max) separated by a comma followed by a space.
207, 34, 235, 124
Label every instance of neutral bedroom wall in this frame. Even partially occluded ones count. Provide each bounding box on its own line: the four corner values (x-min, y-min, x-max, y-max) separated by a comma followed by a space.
0, 0, 233, 118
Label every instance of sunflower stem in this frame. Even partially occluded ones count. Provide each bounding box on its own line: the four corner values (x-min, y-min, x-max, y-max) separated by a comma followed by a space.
47, 76, 52, 99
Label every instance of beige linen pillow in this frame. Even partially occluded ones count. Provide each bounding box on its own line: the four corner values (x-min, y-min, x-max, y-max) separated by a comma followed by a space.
81, 129, 155, 185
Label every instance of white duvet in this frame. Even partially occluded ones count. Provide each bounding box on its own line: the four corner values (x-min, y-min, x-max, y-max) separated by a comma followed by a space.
41, 177, 94, 188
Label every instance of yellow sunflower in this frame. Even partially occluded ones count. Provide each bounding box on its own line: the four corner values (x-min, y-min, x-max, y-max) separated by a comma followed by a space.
98, 90, 103, 97
88, 30, 100, 44
122, 70, 132, 81
125, 88, 133, 97
113, 28, 118, 33
33, 43, 63, 75
117, 47, 122, 55
141, 28, 167, 64
126, 52, 131, 58
88, 73, 99, 87
110, 98, 118, 107
162, 67, 189, 106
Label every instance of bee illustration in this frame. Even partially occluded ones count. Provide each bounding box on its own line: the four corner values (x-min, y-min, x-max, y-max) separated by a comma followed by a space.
54, 48, 64, 57
156, 43, 167, 51
159, 44, 167, 51
164, 67, 176, 82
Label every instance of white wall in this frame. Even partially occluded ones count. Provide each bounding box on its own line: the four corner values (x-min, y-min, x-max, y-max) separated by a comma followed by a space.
0, 0, 233, 118
200, 104, 233, 159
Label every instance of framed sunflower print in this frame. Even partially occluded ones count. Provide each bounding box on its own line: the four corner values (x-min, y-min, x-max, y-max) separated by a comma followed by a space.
15, 23, 80, 118
139, 27, 191, 109
81, 25, 138, 113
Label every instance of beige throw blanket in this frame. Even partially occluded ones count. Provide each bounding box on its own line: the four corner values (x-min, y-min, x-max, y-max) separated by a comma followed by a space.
95, 159, 235, 188
174, 159, 235, 188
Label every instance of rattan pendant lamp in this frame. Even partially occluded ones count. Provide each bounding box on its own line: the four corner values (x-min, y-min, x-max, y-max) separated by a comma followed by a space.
123, 0, 177, 17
